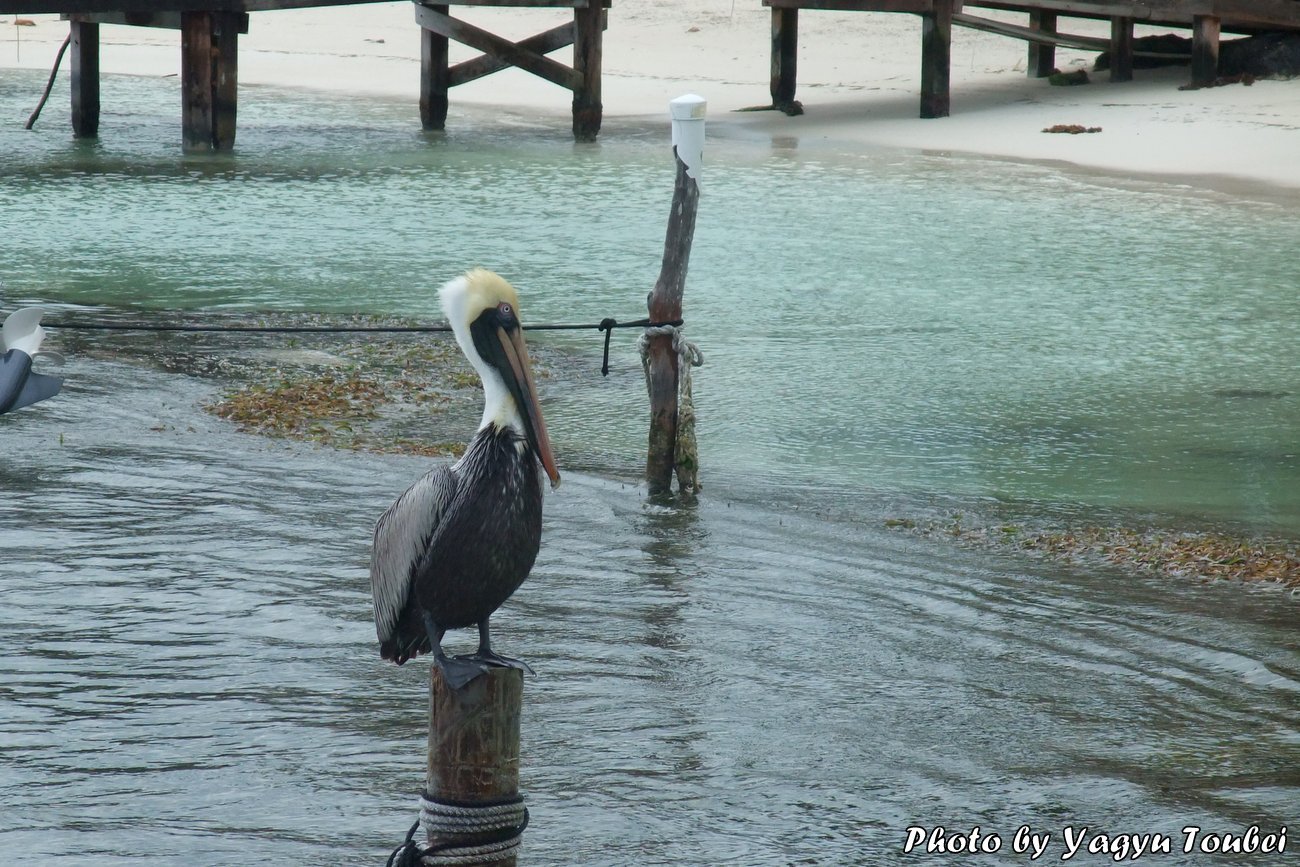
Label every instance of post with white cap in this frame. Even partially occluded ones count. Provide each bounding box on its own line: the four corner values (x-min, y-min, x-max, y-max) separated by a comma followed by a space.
644, 94, 704, 495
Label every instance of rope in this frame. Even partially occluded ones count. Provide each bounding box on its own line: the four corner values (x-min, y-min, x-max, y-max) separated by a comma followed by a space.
25, 33, 70, 130
387, 793, 529, 867
638, 323, 704, 493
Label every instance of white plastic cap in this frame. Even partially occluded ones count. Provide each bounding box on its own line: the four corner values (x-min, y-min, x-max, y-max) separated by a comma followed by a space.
669, 94, 706, 181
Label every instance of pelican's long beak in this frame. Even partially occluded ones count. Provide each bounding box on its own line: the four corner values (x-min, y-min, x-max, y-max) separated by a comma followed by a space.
497, 325, 561, 489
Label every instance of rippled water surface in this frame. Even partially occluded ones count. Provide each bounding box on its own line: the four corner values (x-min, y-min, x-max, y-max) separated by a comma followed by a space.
1, 70, 1297, 865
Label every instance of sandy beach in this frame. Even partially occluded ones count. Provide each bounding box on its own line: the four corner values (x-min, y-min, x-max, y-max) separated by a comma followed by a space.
3, 2, 1299, 191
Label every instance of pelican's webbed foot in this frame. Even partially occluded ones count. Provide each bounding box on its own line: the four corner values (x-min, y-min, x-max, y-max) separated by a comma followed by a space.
435, 653, 494, 690
470, 618, 535, 677
470, 647, 535, 676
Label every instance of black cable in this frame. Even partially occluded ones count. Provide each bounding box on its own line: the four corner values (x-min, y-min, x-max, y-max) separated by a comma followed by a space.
47, 317, 680, 335
46, 316, 684, 377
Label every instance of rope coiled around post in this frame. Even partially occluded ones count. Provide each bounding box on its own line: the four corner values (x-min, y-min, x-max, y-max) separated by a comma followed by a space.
638, 323, 704, 493
386, 793, 529, 867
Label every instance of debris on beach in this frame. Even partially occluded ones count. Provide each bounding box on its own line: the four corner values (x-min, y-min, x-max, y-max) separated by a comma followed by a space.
1179, 73, 1256, 91
887, 517, 1300, 590
1043, 124, 1102, 134
1048, 69, 1090, 86
1096, 31, 1300, 79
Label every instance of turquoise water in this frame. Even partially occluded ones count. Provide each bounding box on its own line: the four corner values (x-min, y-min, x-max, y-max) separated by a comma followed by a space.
1, 70, 1298, 866
3, 70, 1299, 533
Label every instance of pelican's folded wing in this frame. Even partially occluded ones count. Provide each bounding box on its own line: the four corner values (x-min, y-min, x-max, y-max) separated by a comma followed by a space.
370, 463, 459, 647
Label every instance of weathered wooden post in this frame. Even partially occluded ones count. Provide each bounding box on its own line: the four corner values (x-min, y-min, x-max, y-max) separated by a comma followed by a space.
69, 20, 100, 138
412, 667, 526, 866
420, 4, 452, 131
181, 10, 239, 152
1190, 15, 1221, 88
770, 5, 801, 115
919, 0, 953, 118
644, 94, 704, 496
572, 0, 604, 141
1109, 16, 1134, 82
1027, 10, 1056, 78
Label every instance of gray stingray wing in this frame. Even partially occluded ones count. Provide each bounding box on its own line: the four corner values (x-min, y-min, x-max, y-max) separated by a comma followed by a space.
370, 464, 459, 645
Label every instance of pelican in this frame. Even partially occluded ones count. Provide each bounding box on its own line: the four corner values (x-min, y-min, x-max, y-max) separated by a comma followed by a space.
1, 307, 63, 416
370, 269, 560, 689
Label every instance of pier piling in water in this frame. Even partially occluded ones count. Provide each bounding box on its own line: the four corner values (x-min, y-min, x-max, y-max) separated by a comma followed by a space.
645, 94, 704, 496
181, 11, 240, 152
422, 666, 526, 866
69, 20, 99, 138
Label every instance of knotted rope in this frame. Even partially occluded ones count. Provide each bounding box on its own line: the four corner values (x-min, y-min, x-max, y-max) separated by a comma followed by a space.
638, 323, 704, 493
387, 793, 529, 867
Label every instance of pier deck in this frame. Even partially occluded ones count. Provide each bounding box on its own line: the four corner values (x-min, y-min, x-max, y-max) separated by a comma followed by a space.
2, 0, 608, 149
765, 0, 1300, 117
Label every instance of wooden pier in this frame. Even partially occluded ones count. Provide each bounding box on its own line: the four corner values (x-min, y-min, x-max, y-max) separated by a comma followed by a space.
765, 0, 1300, 117
0, 0, 609, 150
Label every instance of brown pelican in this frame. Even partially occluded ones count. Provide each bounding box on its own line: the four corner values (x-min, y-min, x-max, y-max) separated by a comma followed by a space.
370, 269, 560, 689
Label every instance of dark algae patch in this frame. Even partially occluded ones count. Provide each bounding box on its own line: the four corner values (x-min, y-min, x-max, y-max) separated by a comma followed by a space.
889, 517, 1300, 591
61, 309, 554, 457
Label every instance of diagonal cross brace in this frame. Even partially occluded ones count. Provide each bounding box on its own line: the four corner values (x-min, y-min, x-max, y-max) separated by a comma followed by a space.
449, 20, 583, 88
414, 3, 583, 91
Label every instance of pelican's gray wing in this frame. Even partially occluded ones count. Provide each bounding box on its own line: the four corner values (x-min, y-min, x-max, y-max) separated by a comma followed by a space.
370, 464, 459, 647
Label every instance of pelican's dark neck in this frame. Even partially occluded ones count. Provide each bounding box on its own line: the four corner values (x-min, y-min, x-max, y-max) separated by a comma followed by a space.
456, 422, 532, 479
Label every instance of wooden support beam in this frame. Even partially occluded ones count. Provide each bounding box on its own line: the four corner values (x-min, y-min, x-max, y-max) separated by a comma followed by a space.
181, 11, 239, 151
764, 0, 933, 11
1190, 14, 1220, 86
770, 7, 799, 112
414, 4, 582, 91
427, 667, 524, 866
572, 4, 603, 141
65, 11, 249, 32
1028, 10, 1057, 77
920, 0, 953, 118
1109, 15, 1134, 81
420, 4, 450, 130
449, 21, 578, 88
69, 20, 99, 138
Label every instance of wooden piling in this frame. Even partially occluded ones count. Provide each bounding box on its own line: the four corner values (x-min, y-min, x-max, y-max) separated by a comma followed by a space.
770, 6, 799, 114
1027, 10, 1056, 78
420, 4, 451, 131
645, 96, 703, 496
1109, 15, 1134, 82
919, 0, 952, 119
1190, 14, 1220, 87
181, 10, 239, 152
426, 666, 524, 866
69, 20, 99, 138
572, 1, 604, 142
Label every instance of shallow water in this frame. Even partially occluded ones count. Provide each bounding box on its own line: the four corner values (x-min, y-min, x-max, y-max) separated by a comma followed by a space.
1, 70, 1298, 865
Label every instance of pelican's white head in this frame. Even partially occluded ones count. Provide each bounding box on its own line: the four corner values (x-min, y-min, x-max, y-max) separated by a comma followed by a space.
439, 269, 560, 487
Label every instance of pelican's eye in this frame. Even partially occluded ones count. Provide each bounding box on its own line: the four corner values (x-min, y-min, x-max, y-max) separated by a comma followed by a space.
497, 302, 516, 322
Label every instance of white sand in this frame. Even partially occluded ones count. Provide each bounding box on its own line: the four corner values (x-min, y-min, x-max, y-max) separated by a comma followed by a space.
4, 1, 1299, 191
